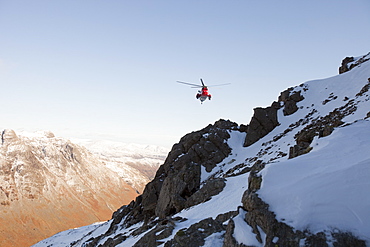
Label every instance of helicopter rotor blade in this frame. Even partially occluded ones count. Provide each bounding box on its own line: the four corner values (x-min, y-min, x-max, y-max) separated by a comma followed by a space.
207, 83, 231, 87
176, 81, 202, 88
177, 80, 231, 88
200, 78, 205, 87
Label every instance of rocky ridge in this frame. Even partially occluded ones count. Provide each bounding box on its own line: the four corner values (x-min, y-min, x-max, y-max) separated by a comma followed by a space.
35, 53, 370, 247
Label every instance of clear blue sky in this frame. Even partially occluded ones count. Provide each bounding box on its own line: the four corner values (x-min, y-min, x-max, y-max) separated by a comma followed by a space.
1, 0, 369, 148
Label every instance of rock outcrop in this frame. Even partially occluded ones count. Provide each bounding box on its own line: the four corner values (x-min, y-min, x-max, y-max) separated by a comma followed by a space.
243, 87, 305, 148
339, 52, 370, 74
279, 88, 305, 116
126, 120, 236, 222
243, 102, 280, 147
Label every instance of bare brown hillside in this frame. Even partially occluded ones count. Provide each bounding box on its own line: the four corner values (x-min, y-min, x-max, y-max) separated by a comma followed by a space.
0, 130, 138, 247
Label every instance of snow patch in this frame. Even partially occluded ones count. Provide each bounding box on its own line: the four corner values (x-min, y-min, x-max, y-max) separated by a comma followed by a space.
259, 120, 370, 243
233, 209, 262, 246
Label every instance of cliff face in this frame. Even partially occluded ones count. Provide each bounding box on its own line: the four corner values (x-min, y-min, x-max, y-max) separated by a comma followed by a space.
35, 53, 370, 247
0, 131, 139, 247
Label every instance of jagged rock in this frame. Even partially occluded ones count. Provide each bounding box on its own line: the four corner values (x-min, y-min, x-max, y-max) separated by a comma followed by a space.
154, 120, 234, 219
339, 52, 370, 74
239, 124, 248, 133
244, 102, 280, 147
241, 189, 304, 246
132, 220, 176, 247
279, 89, 305, 116
288, 129, 315, 159
185, 178, 226, 208
288, 144, 312, 159
356, 82, 370, 97
155, 161, 201, 218
114, 119, 236, 228
283, 99, 299, 116
332, 232, 366, 247
215, 210, 238, 223
304, 232, 328, 247
164, 217, 225, 247
339, 56, 355, 74
247, 160, 264, 192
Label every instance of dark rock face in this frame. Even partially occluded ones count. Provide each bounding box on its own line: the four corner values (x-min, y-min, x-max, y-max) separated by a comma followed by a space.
339, 52, 370, 74
152, 119, 235, 219
184, 178, 226, 209
339, 56, 355, 74
223, 218, 239, 247
241, 190, 301, 246
243, 102, 280, 147
132, 220, 176, 247
164, 218, 225, 247
279, 88, 305, 116
243, 88, 305, 148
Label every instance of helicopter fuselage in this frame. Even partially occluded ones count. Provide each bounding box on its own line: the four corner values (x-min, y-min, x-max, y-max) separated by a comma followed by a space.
196, 87, 211, 103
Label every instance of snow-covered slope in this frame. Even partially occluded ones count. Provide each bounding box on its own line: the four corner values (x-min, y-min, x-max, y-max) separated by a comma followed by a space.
259, 120, 370, 241
34, 53, 370, 247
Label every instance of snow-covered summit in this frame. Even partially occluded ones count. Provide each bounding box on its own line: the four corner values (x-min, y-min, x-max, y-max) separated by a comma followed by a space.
73, 139, 169, 157
34, 53, 370, 247
73, 139, 169, 189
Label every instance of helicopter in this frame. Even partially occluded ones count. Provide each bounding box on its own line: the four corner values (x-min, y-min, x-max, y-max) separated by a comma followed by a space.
177, 78, 230, 103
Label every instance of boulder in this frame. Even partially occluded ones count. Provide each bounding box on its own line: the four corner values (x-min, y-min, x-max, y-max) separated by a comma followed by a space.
244, 102, 280, 147
279, 89, 304, 116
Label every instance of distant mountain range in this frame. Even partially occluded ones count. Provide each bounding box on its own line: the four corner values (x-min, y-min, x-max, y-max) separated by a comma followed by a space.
34, 52, 370, 246
0, 130, 168, 247
72, 139, 169, 192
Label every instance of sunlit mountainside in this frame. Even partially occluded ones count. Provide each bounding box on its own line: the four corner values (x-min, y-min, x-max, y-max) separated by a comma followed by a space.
0, 131, 168, 247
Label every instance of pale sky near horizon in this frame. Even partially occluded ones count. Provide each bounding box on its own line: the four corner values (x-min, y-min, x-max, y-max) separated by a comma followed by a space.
0, 0, 369, 148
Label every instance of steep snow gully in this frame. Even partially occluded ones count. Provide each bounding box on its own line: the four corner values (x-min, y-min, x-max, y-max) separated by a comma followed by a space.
34, 53, 370, 247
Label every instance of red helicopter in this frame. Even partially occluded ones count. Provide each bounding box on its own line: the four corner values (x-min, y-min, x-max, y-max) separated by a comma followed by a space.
177, 79, 230, 103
